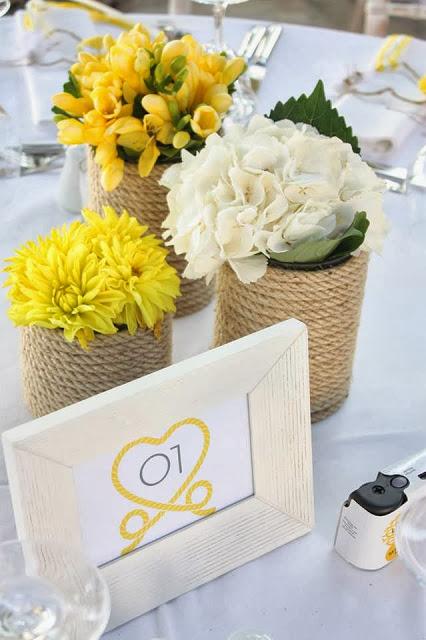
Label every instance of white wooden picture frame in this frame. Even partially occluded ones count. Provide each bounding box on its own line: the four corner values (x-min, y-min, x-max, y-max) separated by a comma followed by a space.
3, 319, 314, 631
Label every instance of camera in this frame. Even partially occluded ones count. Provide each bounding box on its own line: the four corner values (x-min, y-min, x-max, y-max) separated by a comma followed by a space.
334, 449, 426, 570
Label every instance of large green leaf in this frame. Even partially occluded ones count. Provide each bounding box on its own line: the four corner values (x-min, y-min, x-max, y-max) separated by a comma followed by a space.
268, 80, 360, 154
63, 71, 81, 98
269, 212, 369, 265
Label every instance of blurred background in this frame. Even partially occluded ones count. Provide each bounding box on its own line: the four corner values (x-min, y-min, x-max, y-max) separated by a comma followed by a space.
7, 0, 426, 35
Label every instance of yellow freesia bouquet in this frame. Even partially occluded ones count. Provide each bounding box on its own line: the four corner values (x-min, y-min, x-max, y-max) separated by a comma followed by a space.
3, 207, 180, 350
52, 24, 246, 191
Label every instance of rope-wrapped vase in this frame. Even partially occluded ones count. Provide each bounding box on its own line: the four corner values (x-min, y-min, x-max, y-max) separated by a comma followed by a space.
21, 317, 172, 418
87, 150, 214, 317
214, 253, 369, 422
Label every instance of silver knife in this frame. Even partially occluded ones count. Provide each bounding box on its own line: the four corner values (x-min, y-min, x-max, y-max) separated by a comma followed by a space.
248, 24, 282, 90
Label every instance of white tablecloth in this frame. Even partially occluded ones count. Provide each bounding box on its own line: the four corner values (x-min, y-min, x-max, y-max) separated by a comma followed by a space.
0, 13, 425, 640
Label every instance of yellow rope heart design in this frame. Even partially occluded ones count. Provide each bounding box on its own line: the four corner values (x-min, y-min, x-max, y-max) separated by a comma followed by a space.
111, 418, 216, 555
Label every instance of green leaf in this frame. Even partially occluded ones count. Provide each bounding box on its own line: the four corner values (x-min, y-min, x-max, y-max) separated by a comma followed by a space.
120, 146, 140, 158
159, 146, 181, 159
268, 80, 360, 154
63, 71, 81, 98
51, 105, 70, 117
269, 211, 369, 265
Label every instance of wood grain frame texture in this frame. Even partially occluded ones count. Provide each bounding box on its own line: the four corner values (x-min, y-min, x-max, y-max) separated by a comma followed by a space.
3, 319, 314, 631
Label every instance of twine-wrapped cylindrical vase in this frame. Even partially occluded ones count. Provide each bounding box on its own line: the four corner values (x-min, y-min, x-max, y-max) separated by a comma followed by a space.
214, 253, 369, 422
87, 150, 214, 317
21, 317, 172, 418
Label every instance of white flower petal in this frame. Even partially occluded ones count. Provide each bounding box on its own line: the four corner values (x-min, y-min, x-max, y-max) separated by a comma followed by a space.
229, 255, 268, 284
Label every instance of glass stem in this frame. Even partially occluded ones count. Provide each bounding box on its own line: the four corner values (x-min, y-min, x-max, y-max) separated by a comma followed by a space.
213, 2, 227, 52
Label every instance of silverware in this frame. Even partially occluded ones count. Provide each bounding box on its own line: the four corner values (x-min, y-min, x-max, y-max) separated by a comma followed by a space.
22, 143, 64, 156
238, 25, 267, 59
20, 144, 65, 176
368, 161, 408, 194
247, 24, 282, 91
156, 22, 187, 41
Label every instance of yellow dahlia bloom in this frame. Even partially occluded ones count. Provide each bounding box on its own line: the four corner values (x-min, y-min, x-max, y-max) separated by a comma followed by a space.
101, 236, 180, 334
82, 206, 151, 247
3, 208, 181, 348
3, 230, 125, 350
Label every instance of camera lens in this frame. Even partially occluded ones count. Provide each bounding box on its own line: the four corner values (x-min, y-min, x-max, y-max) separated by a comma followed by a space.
390, 475, 409, 489
372, 485, 385, 494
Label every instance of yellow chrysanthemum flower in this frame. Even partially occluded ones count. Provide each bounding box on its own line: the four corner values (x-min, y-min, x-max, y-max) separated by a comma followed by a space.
82, 206, 156, 248
4, 231, 125, 349
101, 236, 180, 334
3, 209, 181, 349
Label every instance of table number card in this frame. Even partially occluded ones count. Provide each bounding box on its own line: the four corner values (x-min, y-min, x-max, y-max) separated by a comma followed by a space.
4, 320, 313, 631
74, 397, 253, 565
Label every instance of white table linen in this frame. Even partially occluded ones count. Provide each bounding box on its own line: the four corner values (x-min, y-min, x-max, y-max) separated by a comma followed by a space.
0, 14, 425, 640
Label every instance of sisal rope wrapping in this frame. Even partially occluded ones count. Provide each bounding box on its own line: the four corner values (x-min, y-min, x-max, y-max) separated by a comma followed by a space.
87, 149, 214, 317
214, 253, 369, 422
21, 316, 172, 418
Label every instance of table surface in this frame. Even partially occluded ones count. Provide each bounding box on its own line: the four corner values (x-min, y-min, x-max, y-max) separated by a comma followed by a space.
0, 12, 425, 640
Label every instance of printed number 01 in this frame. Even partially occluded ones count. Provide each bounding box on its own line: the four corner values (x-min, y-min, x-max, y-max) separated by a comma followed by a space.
139, 444, 183, 487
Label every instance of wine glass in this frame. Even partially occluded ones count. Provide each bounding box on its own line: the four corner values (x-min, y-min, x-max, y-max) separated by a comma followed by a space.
0, 539, 111, 639
0, 0, 10, 17
396, 495, 426, 586
193, 0, 257, 124
0, 106, 21, 208
0, 486, 15, 543
193, 0, 251, 52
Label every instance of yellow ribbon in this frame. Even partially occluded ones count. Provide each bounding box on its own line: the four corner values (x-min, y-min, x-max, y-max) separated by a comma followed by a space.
46, 1, 135, 30
112, 418, 216, 556
375, 34, 413, 71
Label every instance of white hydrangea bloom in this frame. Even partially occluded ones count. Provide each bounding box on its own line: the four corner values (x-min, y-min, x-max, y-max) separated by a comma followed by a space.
161, 115, 387, 284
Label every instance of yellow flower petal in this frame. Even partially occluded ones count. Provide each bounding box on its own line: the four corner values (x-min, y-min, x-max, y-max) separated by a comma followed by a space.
173, 131, 190, 149
190, 105, 221, 138
122, 81, 137, 104
156, 122, 175, 145
95, 141, 117, 167
79, 35, 104, 50
52, 93, 92, 117
106, 116, 143, 135
91, 86, 122, 119
101, 157, 125, 191
141, 94, 171, 122
161, 40, 189, 66
57, 119, 85, 145
203, 83, 233, 114
109, 43, 135, 77
143, 113, 164, 136
117, 130, 150, 152
221, 57, 246, 86
138, 138, 160, 177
